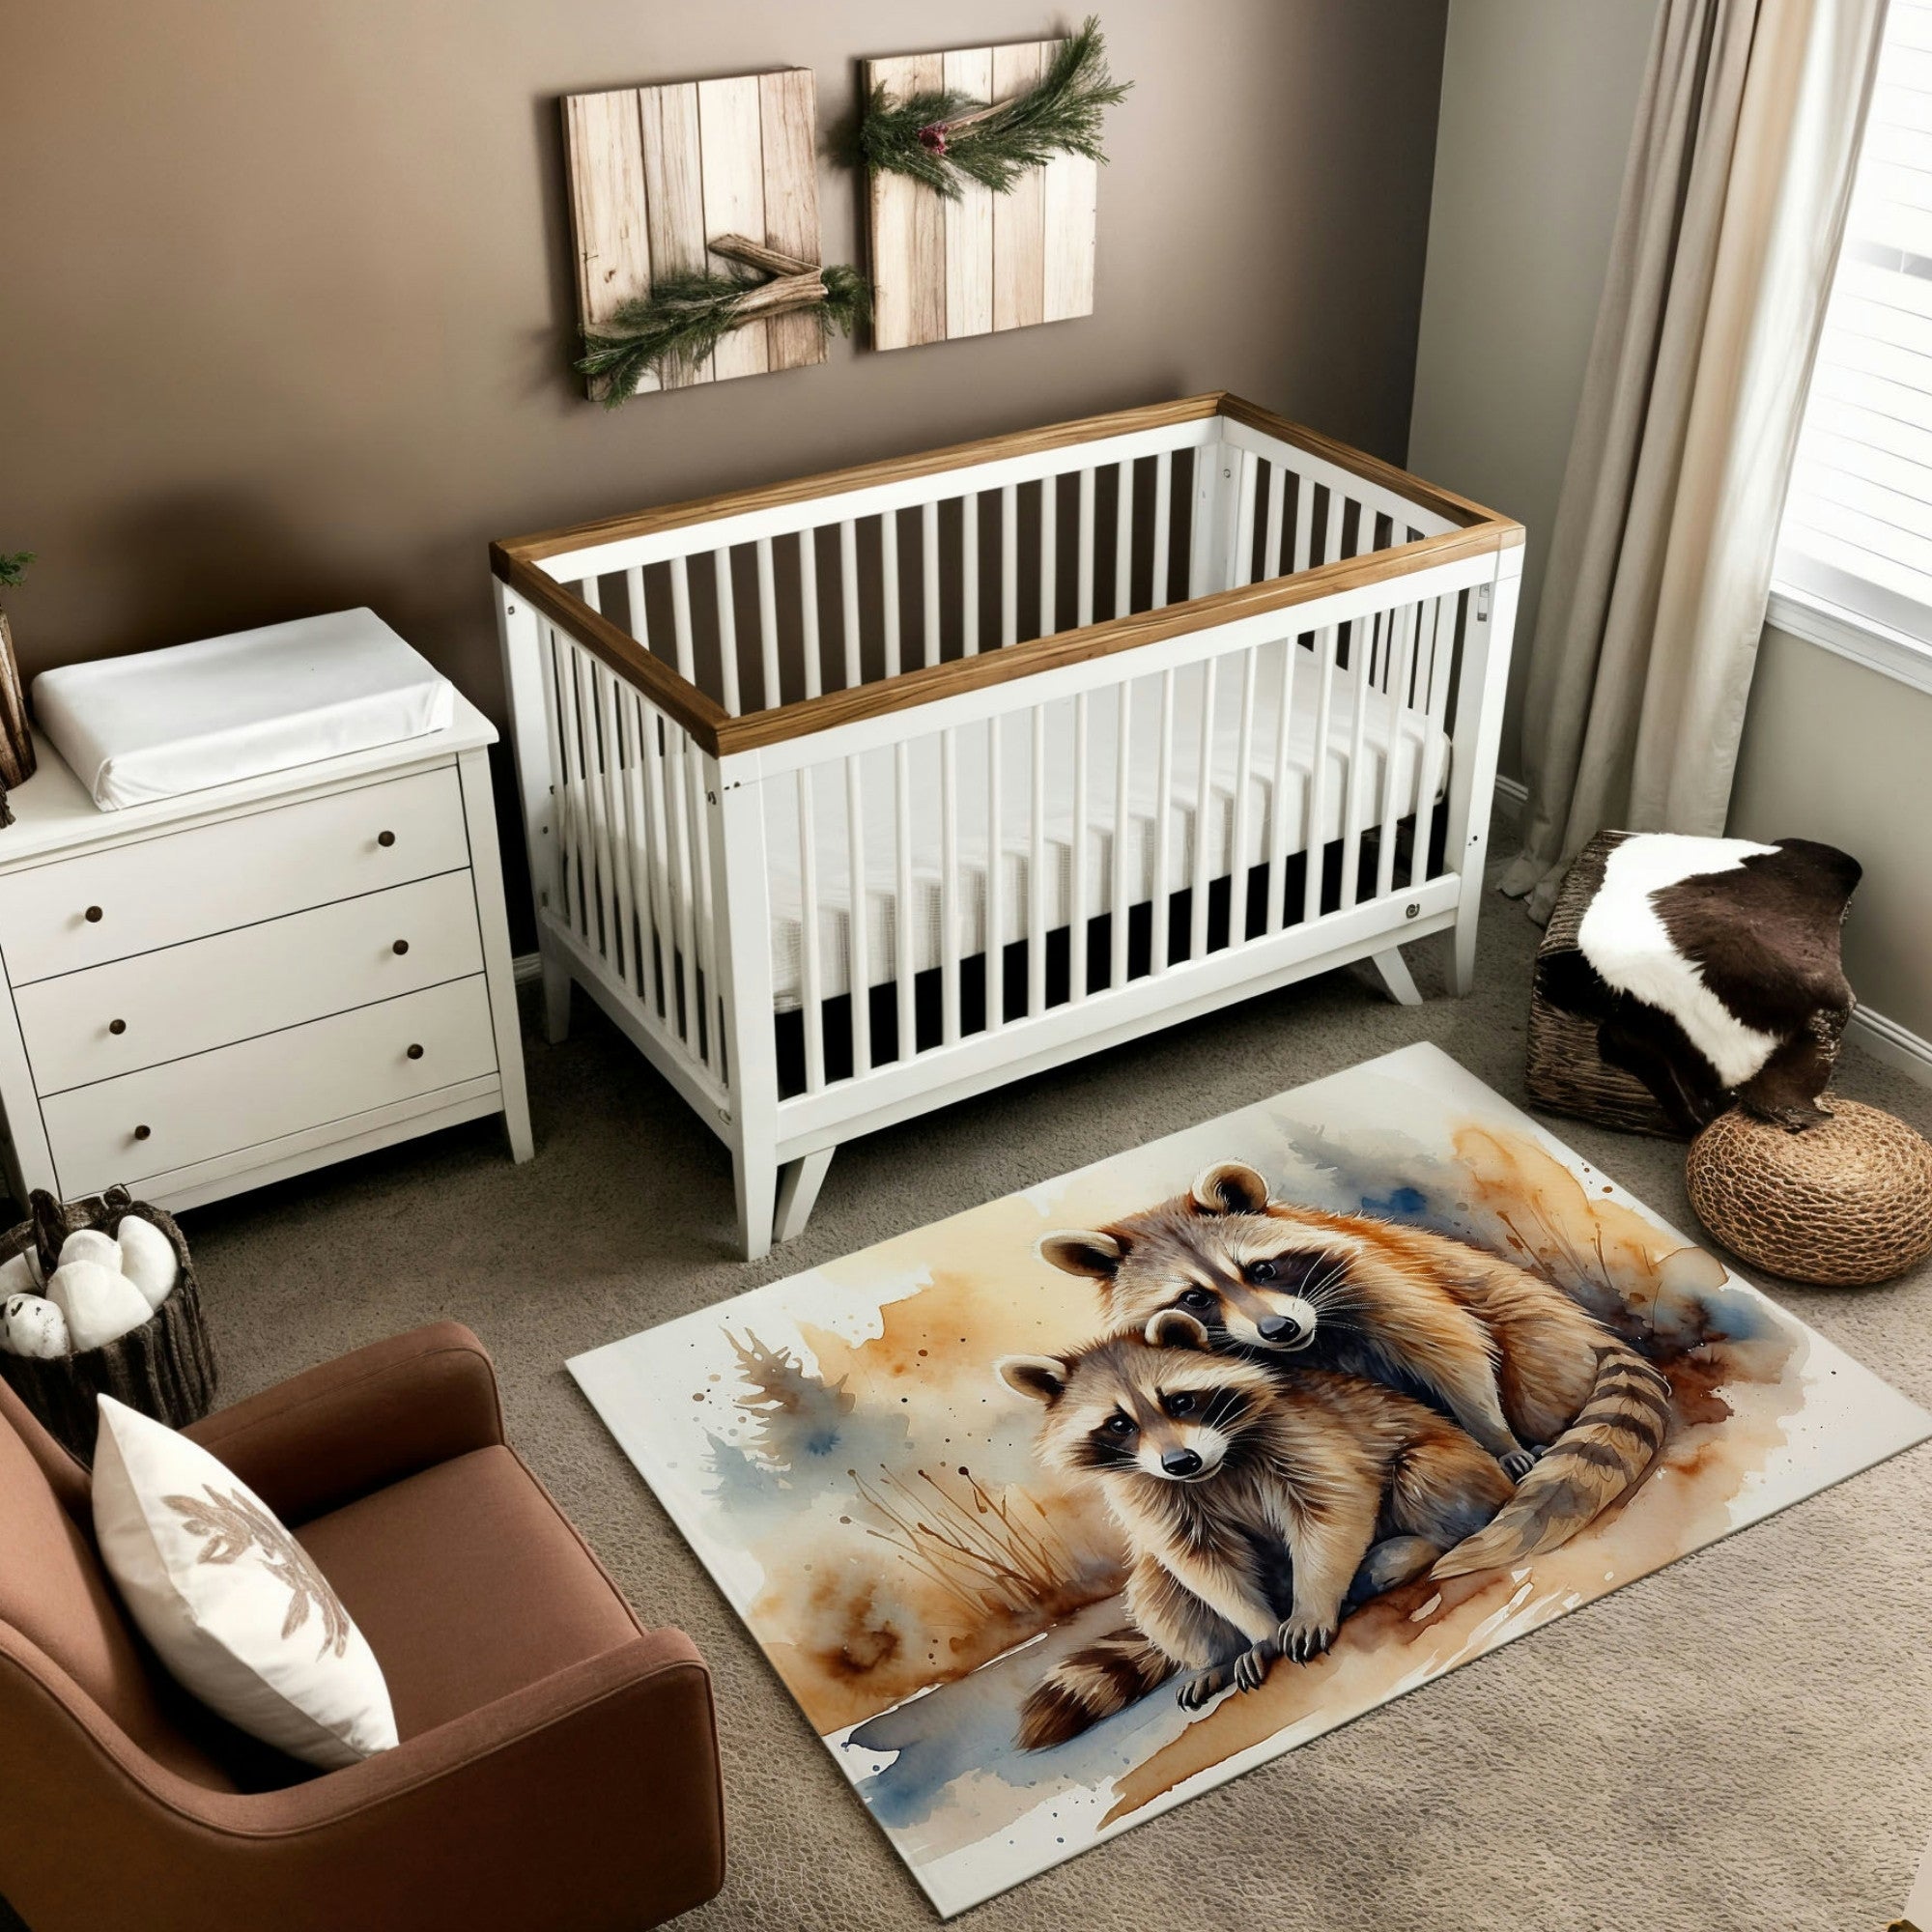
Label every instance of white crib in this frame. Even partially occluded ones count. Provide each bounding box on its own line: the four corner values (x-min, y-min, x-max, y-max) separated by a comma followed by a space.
491, 393, 1521, 1258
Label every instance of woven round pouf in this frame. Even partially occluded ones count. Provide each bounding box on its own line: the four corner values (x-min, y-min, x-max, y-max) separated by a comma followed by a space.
1687, 1098, 1932, 1286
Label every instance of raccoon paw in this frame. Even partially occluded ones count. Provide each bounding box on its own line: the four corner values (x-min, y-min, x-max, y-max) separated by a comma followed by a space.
1232, 1643, 1273, 1693
1278, 1613, 1336, 1663
1177, 1665, 1231, 1710
1500, 1446, 1543, 1483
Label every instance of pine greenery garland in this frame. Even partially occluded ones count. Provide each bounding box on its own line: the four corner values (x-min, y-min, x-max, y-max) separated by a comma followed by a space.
858, 16, 1129, 199
577, 263, 870, 407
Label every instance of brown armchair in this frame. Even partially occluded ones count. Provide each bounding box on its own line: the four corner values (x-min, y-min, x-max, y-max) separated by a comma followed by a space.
0, 1321, 725, 1932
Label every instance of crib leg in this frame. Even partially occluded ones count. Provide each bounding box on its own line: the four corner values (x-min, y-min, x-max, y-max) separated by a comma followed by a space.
734, 1142, 781, 1263
1451, 898, 1480, 998
1370, 947, 1423, 1007
541, 951, 572, 1043
774, 1148, 835, 1246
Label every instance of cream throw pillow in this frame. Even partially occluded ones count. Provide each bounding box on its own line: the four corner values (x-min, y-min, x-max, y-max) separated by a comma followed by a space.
91, 1395, 398, 1768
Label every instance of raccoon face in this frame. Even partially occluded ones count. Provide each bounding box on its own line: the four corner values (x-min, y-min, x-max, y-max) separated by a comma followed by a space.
997, 1314, 1275, 1484
1039, 1161, 1358, 1356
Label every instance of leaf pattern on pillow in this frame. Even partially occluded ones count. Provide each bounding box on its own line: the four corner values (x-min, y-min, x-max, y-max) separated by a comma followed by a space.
164, 1485, 354, 1660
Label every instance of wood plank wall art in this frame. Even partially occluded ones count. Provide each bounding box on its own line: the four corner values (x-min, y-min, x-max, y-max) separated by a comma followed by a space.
866, 37, 1097, 353
562, 68, 823, 396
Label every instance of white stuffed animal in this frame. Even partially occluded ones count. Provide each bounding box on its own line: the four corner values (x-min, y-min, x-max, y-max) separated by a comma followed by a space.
0, 1247, 43, 1297
45, 1260, 151, 1354
58, 1229, 124, 1275
116, 1214, 180, 1312
0, 1293, 70, 1358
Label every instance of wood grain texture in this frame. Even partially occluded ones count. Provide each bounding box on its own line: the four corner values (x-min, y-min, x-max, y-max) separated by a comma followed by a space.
867, 53, 948, 350
563, 90, 655, 398
639, 80, 710, 387
989, 41, 1048, 333
942, 48, 995, 339
562, 68, 824, 397
698, 75, 769, 382
758, 70, 824, 372
865, 36, 1092, 351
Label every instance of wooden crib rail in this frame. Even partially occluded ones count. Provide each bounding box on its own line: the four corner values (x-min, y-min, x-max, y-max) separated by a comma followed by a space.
491, 392, 1521, 761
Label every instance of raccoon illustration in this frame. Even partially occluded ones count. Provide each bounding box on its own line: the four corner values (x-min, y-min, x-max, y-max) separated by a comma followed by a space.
1038, 1160, 1674, 1578
996, 1310, 1514, 1747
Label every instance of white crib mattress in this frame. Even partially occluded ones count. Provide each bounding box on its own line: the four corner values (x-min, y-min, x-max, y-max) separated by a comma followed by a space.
764, 641, 1448, 1009
564, 639, 1449, 1012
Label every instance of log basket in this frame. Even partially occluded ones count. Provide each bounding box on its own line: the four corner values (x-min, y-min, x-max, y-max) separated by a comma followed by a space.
0, 1185, 217, 1463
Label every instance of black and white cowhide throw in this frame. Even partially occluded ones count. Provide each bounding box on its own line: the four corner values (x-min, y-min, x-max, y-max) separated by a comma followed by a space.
1538, 832, 1861, 1134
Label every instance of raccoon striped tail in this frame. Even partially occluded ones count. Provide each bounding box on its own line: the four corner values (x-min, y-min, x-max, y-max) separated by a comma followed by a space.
1431, 1343, 1673, 1579
1018, 1629, 1179, 1749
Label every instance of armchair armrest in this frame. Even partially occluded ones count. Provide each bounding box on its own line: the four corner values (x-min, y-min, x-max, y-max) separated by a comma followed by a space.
185, 1321, 504, 1523
1, 1628, 724, 1932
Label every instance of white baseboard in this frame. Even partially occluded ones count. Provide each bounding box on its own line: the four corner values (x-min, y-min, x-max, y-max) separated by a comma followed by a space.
512, 796, 1932, 1094
1846, 1004, 1932, 1087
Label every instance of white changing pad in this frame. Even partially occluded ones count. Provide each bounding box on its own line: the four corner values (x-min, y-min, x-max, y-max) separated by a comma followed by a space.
34, 609, 455, 810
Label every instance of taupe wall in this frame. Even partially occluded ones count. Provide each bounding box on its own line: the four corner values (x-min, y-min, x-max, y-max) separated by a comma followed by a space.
1406, 0, 1661, 781
1730, 629, 1932, 1042
1, 0, 1447, 707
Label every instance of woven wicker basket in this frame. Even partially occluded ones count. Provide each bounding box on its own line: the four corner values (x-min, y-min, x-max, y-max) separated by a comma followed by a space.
1525, 832, 1685, 1138
1687, 1099, 1932, 1287
0, 1185, 218, 1463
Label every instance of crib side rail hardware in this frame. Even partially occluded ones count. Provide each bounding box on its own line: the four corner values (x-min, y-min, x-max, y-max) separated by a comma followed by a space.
494, 391, 1522, 1259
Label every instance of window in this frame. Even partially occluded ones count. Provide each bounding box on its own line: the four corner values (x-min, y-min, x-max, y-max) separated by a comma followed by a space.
1773, 0, 1932, 690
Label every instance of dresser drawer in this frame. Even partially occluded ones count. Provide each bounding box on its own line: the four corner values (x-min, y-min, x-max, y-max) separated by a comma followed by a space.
43, 976, 498, 1196
0, 765, 469, 984
14, 871, 485, 1094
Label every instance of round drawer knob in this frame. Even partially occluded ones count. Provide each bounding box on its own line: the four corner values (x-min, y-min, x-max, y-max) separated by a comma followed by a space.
108, 1018, 127, 1036
377, 830, 396, 848
406, 1042, 424, 1061
392, 939, 410, 955
132, 1124, 152, 1142
84, 906, 103, 923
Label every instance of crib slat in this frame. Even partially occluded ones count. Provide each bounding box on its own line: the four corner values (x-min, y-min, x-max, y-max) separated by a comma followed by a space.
1303, 625, 1339, 924
922, 500, 941, 668
1110, 678, 1133, 987
881, 511, 902, 679
985, 714, 1004, 1033
1265, 637, 1297, 933
755, 537, 781, 710
1227, 449, 1259, 588
669, 732, 701, 1063
962, 495, 980, 655
941, 725, 961, 1044
713, 550, 742, 717
624, 565, 647, 644
1151, 667, 1176, 974
549, 631, 582, 937
1291, 468, 1315, 574
1340, 608, 1374, 907
639, 699, 675, 1016
1188, 657, 1217, 960
668, 555, 696, 683
1114, 458, 1134, 617
563, 645, 598, 944
1037, 475, 1058, 639
1077, 467, 1096, 628
1000, 485, 1018, 648
1410, 594, 1453, 890
1027, 705, 1047, 1018
839, 519, 862, 689
894, 743, 916, 1059
799, 529, 823, 700
621, 695, 662, 1014
795, 766, 824, 1093
1262, 464, 1287, 582
844, 754, 870, 1077
538, 626, 571, 926
596, 664, 634, 984
687, 734, 720, 1076
1376, 601, 1419, 901
1230, 644, 1258, 945
1151, 451, 1174, 610
1322, 486, 1345, 570
1070, 691, 1090, 1004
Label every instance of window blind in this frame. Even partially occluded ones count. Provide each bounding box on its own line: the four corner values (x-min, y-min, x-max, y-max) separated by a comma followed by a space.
1776, 0, 1932, 649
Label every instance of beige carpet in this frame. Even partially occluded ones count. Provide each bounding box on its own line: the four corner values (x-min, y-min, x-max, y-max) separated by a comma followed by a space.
47, 891, 1932, 1931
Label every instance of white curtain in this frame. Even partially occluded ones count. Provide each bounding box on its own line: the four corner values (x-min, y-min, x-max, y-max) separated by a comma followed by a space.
1502, 0, 1887, 922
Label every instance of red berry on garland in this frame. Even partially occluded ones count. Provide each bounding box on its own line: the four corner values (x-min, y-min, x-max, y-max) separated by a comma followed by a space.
917, 122, 949, 155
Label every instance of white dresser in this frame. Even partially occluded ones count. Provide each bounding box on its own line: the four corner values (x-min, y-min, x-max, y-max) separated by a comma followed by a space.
0, 696, 531, 1210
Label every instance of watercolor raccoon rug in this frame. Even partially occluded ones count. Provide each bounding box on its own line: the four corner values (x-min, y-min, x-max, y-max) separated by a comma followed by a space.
569, 1042, 1930, 1917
